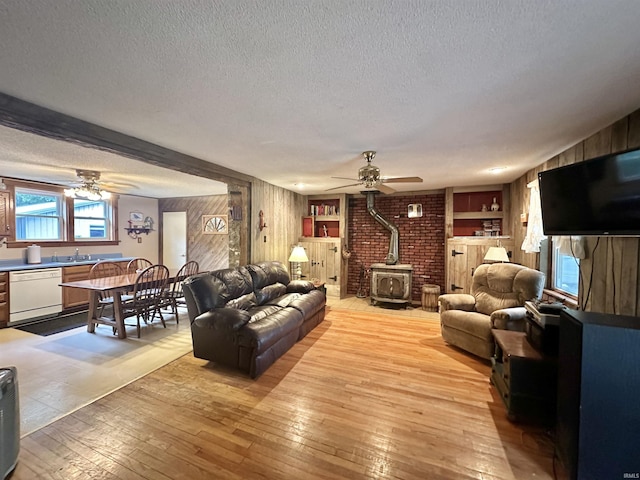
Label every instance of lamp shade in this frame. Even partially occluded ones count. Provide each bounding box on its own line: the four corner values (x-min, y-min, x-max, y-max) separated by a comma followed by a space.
288, 246, 309, 263
484, 246, 510, 263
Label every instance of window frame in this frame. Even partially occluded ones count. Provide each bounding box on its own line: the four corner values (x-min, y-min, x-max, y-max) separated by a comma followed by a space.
551, 245, 580, 298
541, 237, 580, 305
14, 186, 65, 242
5, 179, 120, 248
71, 197, 113, 241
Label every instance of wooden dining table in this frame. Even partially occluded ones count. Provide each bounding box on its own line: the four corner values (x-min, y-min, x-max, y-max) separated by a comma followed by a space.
59, 269, 178, 339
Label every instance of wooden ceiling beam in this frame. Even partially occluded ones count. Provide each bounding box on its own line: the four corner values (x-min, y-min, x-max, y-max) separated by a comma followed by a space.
0, 92, 252, 187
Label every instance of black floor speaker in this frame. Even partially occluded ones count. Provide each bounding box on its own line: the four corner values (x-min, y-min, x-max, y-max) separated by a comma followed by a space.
556, 310, 640, 479
0, 367, 19, 479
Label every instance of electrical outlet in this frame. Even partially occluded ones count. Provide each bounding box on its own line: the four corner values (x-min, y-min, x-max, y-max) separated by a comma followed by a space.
263, 235, 267, 243
137, 237, 142, 244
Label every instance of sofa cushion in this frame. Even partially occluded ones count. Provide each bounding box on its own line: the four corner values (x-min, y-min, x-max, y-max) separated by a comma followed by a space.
247, 262, 290, 289
248, 305, 284, 323
472, 263, 537, 315
287, 280, 316, 294
255, 282, 288, 305
183, 273, 228, 312
226, 292, 258, 310
288, 290, 326, 318
237, 308, 303, 352
194, 308, 251, 331
210, 267, 255, 306
264, 292, 301, 308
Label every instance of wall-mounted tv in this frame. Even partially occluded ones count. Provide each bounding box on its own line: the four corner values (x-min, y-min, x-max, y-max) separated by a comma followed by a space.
538, 148, 640, 236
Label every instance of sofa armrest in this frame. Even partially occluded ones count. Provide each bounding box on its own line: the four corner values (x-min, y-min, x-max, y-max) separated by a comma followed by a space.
438, 294, 476, 312
287, 280, 316, 294
491, 307, 527, 330
193, 308, 251, 332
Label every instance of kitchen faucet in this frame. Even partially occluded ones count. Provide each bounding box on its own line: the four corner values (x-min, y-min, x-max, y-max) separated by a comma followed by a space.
75, 248, 79, 261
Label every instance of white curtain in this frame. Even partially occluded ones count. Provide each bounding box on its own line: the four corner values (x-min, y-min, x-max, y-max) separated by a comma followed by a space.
553, 235, 586, 259
521, 178, 546, 253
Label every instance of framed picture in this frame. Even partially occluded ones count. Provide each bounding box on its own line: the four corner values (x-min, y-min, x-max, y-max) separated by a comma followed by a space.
130, 211, 144, 223
202, 215, 228, 234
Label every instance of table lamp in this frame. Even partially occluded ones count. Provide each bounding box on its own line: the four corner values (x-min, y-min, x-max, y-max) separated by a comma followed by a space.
483, 246, 510, 263
288, 245, 309, 280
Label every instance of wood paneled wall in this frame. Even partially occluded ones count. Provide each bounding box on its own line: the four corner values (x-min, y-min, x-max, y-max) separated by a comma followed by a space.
158, 194, 231, 273
250, 179, 307, 266
509, 109, 640, 316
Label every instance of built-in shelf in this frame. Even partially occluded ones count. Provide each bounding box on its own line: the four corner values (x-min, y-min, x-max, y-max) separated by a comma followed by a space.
453, 211, 503, 220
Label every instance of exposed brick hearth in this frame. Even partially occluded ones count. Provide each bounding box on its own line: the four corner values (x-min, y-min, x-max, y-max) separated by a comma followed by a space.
347, 193, 445, 302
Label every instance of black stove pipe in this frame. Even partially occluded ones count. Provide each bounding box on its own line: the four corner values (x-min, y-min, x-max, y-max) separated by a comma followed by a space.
366, 192, 398, 265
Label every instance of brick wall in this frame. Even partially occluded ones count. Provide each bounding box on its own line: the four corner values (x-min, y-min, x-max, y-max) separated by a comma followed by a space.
347, 193, 445, 302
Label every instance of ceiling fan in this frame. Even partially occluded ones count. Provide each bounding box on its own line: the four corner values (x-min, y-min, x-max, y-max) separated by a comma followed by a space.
63, 169, 115, 200
327, 151, 423, 194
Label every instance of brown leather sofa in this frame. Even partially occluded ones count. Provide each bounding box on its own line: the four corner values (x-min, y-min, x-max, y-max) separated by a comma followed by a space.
438, 263, 545, 359
182, 261, 326, 378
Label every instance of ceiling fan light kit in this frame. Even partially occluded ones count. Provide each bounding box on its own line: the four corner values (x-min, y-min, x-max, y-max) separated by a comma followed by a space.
328, 151, 423, 194
64, 169, 112, 201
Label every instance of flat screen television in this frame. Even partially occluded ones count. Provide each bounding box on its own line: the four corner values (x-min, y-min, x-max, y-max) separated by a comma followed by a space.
538, 148, 640, 236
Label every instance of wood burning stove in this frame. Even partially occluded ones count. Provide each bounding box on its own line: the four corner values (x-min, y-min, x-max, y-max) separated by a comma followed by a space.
370, 263, 413, 307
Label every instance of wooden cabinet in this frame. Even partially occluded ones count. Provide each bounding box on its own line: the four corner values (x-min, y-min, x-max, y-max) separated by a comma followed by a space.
0, 272, 8, 328
444, 185, 513, 294
445, 237, 515, 294
62, 265, 92, 309
298, 238, 344, 298
61, 261, 127, 309
300, 194, 348, 297
490, 329, 557, 424
0, 191, 11, 238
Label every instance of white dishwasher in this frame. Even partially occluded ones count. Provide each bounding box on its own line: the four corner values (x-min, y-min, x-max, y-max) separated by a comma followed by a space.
9, 268, 63, 324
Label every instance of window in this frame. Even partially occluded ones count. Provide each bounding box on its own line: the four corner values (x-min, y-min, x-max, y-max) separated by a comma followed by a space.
552, 247, 580, 297
15, 188, 64, 241
13, 183, 117, 244
73, 199, 111, 240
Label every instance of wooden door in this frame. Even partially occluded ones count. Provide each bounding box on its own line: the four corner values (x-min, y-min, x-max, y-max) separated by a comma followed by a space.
297, 240, 341, 296
162, 211, 187, 270
446, 242, 468, 293
324, 240, 341, 296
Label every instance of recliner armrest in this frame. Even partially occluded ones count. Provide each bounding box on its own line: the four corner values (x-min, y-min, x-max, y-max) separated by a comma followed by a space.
193, 307, 251, 331
490, 307, 527, 330
438, 294, 476, 312
287, 280, 315, 294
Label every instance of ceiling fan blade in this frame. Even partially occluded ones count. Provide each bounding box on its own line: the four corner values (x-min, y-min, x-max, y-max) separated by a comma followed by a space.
376, 183, 396, 195
331, 176, 360, 181
325, 183, 362, 191
381, 176, 423, 184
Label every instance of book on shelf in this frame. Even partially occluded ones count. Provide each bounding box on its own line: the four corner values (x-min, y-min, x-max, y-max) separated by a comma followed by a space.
310, 204, 339, 216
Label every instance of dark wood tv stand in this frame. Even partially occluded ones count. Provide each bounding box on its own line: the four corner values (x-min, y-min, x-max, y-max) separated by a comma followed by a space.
490, 329, 557, 424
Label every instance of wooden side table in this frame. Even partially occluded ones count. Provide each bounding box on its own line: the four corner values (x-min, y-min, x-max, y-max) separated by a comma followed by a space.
490, 329, 557, 424
312, 281, 326, 295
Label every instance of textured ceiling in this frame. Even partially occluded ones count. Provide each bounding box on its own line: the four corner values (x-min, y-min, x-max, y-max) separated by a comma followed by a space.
1, 0, 640, 197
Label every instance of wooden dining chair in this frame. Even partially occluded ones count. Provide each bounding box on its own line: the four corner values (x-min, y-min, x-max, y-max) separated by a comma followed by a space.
89, 261, 127, 318
126, 257, 153, 274
120, 264, 169, 338
160, 260, 199, 322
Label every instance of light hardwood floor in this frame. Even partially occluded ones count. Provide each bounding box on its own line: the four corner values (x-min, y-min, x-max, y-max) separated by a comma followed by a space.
12, 305, 560, 480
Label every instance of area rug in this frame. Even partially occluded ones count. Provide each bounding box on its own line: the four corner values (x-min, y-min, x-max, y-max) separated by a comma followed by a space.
15, 311, 89, 336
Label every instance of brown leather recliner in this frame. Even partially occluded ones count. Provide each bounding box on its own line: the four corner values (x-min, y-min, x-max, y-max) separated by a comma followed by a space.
438, 263, 545, 359
182, 261, 326, 378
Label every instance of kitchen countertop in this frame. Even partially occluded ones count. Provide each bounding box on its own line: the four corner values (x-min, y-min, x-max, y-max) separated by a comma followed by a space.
0, 255, 138, 273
